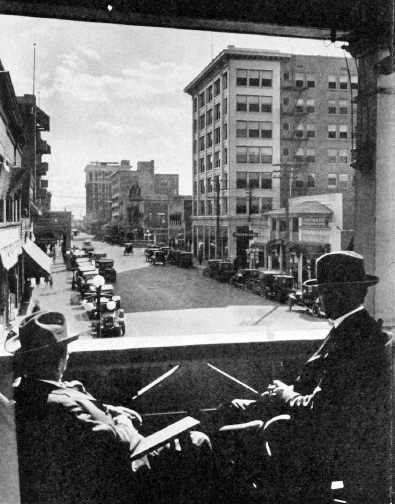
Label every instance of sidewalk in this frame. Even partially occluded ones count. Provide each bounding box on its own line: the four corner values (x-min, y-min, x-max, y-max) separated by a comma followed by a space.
14, 254, 92, 338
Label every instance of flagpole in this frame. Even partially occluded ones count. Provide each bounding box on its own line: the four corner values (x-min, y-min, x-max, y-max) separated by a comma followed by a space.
33, 43, 37, 202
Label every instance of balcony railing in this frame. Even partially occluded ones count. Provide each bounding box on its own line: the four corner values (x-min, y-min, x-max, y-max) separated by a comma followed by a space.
37, 139, 51, 155
36, 162, 48, 176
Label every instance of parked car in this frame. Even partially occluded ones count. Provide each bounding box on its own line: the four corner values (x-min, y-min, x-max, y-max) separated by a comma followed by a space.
264, 274, 295, 303
249, 271, 278, 296
288, 279, 325, 317
178, 251, 193, 268
151, 250, 167, 265
82, 240, 94, 253
145, 247, 158, 262
92, 300, 125, 337
230, 268, 260, 289
215, 261, 234, 282
202, 259, 221, 278
97, 258, 117, 283
93, 252, 107, 266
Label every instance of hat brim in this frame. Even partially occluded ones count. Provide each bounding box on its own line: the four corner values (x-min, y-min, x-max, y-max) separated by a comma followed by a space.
310, 274, 379, 287
5, 332, 79, 355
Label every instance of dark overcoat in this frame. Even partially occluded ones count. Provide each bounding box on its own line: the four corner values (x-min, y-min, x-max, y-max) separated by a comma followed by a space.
14, 378, 142, 504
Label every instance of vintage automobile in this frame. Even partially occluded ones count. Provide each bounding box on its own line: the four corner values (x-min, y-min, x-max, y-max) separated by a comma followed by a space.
83, 292, 120, 320
229, 268, 260, 289
144, 246, 159, 262
178, 251, 193, 268
92, 252, 107, 267
123, 242, 134, 255
97, 258, 117, 283
92, 299, 126, 337
288, 279, 325, 317
82, 240, 94, 253
249, 271, 278, 296
83, 283, 115, 304
264, 274, 295, 303
214, 261, 234, 282
202, 259, 221, 278
151, 250, 167, 265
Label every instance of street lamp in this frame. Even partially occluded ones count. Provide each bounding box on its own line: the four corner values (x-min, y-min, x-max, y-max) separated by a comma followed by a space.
91, 274, 105, 338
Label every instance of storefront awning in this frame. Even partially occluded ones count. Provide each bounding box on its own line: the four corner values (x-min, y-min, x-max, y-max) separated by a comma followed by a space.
0, 244, 21, 270
23, 240, 52, 274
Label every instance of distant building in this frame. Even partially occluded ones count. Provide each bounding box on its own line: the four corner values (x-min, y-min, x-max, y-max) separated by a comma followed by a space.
84, 159, 131, 232
169, 195, 193, 249
184, 47, 356, 263
109, 160, 180, 243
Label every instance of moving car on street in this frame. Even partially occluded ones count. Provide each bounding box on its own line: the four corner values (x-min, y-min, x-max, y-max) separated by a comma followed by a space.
123, 243, 134, 255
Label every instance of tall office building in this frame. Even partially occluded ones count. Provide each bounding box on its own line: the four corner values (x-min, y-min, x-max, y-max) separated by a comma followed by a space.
84, 160, 131, 230
185, 47, 357, 264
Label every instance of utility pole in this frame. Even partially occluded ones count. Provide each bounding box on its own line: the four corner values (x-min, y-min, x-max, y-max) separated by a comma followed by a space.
215, 176, 220, 258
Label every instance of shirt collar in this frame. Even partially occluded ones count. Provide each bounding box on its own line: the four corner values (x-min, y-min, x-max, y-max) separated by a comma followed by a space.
330, 305, 364, 328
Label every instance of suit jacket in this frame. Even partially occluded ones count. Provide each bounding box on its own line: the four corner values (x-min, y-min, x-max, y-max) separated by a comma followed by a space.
275, 309, 393, 501
14, 378, 143, 504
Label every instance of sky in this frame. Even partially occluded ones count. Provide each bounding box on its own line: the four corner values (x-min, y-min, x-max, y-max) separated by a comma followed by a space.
0, 14, 346, 216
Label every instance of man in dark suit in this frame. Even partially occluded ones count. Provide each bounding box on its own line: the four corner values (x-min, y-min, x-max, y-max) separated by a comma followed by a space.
10, 311, 212, 504
217, 251, 392, 503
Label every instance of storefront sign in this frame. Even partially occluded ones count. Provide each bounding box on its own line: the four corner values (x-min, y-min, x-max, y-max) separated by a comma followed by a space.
233, 231, 258, 238
302, 216, 327, 227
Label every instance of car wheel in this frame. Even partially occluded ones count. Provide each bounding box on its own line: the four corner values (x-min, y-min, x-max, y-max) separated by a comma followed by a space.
312, 304, 320, 317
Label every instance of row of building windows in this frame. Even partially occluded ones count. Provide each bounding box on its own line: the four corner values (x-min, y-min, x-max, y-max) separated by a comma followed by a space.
236, 171, 273, 190
194, 73, 229, 110
194, 149, 228, 174
195, 126, 227, 152
282, 147, 349, 164
236, 120, 273, 139
236, 69, 273, 87
193, 197, 274, 216
193, 174, 228, 195
87, 172, 111, 182
282, 123, 349, 139
282, 98, 352, 115
235, 197, 273, 214
195, 100, 227, 130
236, 95, 273, 113
236, 146, 273, 164
282, 72, 357, 90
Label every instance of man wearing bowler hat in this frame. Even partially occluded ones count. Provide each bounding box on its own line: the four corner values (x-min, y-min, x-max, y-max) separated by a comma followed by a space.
216, 251, 392, 503
10, 311, 212, 504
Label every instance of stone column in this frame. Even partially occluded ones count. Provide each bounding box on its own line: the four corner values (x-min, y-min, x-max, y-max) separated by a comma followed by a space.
374, 71, 395, 326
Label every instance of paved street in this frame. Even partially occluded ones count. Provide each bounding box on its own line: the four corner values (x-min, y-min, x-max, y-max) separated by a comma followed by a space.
10, 234, 330, 347
66, 235, 331, 340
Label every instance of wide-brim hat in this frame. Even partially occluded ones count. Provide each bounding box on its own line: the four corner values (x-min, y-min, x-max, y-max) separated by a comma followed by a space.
5, 311, 78, 355
311, 251, 379, 287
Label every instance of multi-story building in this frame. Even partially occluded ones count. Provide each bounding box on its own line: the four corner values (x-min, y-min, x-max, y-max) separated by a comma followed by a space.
18, 94, 52, 216
169, 195, 193, 249
109, 160, 180, 243
0, 63, 53, 335
84, 159, 131, 232
185, 47, 357, 265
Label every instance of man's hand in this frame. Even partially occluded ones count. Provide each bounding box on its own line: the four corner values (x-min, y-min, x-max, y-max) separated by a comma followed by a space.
104, 405, 143, 427
230, 398, 257, 410
267, 380, 295, 402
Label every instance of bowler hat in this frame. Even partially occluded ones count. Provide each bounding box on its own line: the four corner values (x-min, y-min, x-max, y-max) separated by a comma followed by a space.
5, 311, 78, 355
312, 251, 379, 287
